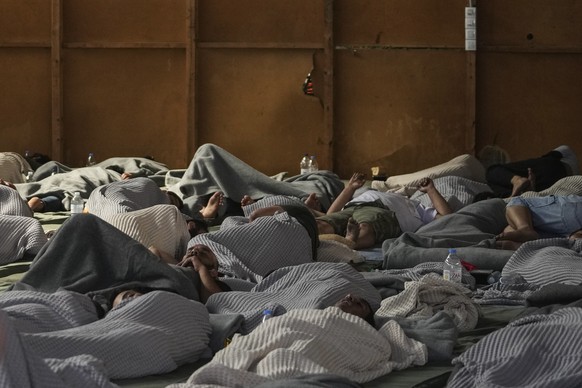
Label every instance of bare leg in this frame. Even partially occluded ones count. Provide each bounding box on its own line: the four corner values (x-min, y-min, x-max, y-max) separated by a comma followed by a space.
496, 205, 539, 243
509, 168, 536, 197
316, 219, 335, 235
200, 192, 224, 219
304, 193, 325, 216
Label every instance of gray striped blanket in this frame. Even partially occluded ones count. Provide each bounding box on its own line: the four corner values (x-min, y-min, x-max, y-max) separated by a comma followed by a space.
0, 290, 211, 386
101, 204, 190, 260
0, 185, 33, 217
171, 307, 427, 387
0, 215, 47, 264
188, 212, 314, 282
410, 175, 492, 212
168, 143, 343, 216
86, 177, 172, 218
502, 238, 582, 286
0, 152, 31, 183
206, 262, 382, 334
449, 307, 582, 387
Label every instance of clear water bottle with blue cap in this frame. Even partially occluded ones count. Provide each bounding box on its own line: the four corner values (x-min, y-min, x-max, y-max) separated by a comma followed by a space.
443, 248, 463, 283
262, 308, 274, 323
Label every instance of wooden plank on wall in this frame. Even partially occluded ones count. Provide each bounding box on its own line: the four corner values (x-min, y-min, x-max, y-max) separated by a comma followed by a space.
51, 0, 63, 161
321, 0, 334, 170
186, 0, 198, 161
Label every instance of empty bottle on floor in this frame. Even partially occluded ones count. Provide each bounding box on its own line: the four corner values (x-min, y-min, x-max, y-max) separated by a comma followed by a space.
309, 155, 319, 172
300, 154, 310, 174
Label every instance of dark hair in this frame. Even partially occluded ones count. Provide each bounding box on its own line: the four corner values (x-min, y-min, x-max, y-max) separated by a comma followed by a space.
473, 191, 498, 203
362, 299, 376, 327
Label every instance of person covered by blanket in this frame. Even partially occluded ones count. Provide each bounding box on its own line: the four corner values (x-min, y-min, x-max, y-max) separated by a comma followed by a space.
185, 203, 319, 283
334, 293, 375, 326
314, 173, 453, 250
495, 194, 582, 250
10, 213, 230, 314
476, 145, 580, 201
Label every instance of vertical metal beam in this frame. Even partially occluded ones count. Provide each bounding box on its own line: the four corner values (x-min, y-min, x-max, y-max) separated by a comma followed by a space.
186, 0, 198, 163
322, 0, 334, 171
465, 0, 477, 154
51, 0, 64, 161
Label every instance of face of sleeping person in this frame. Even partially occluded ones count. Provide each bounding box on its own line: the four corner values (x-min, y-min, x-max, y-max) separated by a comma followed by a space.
334, 294, 373, 321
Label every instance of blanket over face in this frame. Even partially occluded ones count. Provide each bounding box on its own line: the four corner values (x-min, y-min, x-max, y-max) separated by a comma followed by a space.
170, 307, 427, 387
168, 143, 344, 216
502, 237, 582, 286
206, 262, 382, 335
0, 290, 211, 386
0, 214, 47, 264
10, 214, 201, 308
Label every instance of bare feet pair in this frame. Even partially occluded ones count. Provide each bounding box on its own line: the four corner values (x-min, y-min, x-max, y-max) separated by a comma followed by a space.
241, 195, 254, 207
200, 192, 224, 219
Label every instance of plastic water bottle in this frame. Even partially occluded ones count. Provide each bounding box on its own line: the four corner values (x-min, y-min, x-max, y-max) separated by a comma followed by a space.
300, 154, 310, 174
309, 155, 319, 172
443, 248, 463, 283
70, 192, 84, 215
262, 308, 274, 323
25, 170, 34, 182
86, 152, 96, 166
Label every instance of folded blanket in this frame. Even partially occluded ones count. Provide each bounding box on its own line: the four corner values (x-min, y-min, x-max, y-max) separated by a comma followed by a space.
171, 307, 427, 387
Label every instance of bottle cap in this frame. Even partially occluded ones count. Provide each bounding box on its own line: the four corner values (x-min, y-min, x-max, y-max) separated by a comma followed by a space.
448, 248, 457, 254
263, 309, 273, 315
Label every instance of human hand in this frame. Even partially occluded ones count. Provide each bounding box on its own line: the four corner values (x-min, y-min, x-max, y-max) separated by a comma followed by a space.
121, 172, 133, 180
178, 244, 219, 277
348, 173, 366, 190
417, 177, 434, 193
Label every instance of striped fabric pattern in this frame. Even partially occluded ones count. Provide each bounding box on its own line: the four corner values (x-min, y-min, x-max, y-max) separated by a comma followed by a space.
410, 175, 493, 212
0, 185, 33, 217
86, 177, 170, 218
520, 175, 582, 197
0, 215, 47, 264
376, 273, 479, 332
175, 307, 427, 387
101, 204, 190, 260
205, 262, 382, 334
449, 307, 582, 387
189, 212, 313, 282
0, 290, 98, 334
502, 238, 582, 286
0, 152, 31, 184
2, 291, 212, 384
241, 195, 305, 217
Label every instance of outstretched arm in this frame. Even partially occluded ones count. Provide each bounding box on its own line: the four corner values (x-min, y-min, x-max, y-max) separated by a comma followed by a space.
326, 173, 366, 214
418, 177, 452, 218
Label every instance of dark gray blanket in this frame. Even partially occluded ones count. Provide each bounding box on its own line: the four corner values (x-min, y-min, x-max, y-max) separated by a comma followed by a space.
9, 214, 200, 310
168, 144, 344, 216
382, 198, 513, 271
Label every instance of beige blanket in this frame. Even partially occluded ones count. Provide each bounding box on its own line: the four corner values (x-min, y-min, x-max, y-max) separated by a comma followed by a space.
371, 154, 486, 194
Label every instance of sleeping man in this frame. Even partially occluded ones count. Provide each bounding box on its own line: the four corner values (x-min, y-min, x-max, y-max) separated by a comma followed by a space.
10, 213, 230, 312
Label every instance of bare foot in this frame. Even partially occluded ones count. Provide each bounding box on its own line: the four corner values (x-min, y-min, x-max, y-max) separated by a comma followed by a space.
345, 218, 360, 244
28, 197, 45, 212
510, 176, 531, 197
304, 193, 321, 211
200, 192, 224, 219
241, 195, 254, 207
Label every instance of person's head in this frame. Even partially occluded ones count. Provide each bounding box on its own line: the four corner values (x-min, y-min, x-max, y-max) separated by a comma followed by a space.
473, 191, 497, 203
335, 294, 375, 327
165, 191, 184, 209
569, 228, 582, 240
187, 217, 209, 237
112, 289, 144, 309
